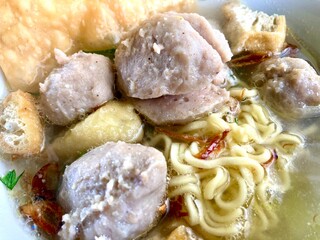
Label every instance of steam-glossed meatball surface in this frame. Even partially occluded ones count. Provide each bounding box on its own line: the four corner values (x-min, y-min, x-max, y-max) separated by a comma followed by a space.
115, 13, 225, 99
58, 141, 167, 240
132, 84, 231, 125
40, 49, 114, 125
165, 12, 233, 63
252, 57, 320, 117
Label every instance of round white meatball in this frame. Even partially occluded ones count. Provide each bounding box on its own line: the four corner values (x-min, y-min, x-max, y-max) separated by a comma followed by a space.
115, 13, 226, 99
252, 57, 320, 117
40, 49, 114, 125
58, 141, 167, 240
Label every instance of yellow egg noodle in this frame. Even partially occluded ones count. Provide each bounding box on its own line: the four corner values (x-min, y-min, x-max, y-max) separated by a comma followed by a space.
147, 88, 303, 239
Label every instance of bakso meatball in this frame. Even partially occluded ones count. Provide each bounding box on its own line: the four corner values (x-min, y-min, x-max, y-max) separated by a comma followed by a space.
40, 49, 115, 126
252, 57, 320, 116
132, 84, 230, 125
115, 12, 229, 99
165, 12, 233, 62
58, 141, 167, 240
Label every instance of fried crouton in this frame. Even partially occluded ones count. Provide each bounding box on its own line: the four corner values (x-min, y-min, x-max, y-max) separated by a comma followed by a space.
0, 90, 44, 155
222, 1, 286, 55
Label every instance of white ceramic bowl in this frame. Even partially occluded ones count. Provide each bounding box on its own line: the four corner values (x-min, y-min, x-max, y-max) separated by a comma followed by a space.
1, 1, 320, 239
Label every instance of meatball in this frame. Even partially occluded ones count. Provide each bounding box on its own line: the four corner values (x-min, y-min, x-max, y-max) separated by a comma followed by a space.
58, 141, 167, 240
132, 84, 230, 125
165, 12, 233, 62
115, 13, 225, 99
40, 49, 114, 126
252, 57, 320, 116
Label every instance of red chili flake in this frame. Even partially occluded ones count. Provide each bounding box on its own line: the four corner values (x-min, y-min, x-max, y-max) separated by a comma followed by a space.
196, 130, 230, 159
20, 200, 64, 235
261, 149, 278, 168
156, 128, 229, 160
227, 51, 273, 68
32, 163, 60, 200
225, 43, 299, 69
169, 196, 188, 218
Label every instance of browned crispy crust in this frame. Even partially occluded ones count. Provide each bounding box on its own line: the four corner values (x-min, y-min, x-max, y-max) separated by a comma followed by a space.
222, 2, 286, 55
0, 90, 44, 155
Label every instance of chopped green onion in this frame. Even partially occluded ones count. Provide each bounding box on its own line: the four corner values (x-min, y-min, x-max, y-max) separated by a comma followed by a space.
0, 169, 24, 190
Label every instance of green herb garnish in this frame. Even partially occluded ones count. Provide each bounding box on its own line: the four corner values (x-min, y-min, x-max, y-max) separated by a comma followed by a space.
0, 170, 24, 190
84, 48, 116, 60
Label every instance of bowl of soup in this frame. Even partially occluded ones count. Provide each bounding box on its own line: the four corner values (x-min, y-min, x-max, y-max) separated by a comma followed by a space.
1, 0, 320, 240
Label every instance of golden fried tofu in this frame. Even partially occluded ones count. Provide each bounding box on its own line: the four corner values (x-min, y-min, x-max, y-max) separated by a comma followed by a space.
0, 90, 44, 155
0, 0, 195, 92
51, 100, 143, 161
222, 1, 286, 55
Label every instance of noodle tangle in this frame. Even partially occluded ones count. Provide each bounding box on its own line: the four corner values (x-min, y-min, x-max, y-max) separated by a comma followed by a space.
147, 88, 303, 239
